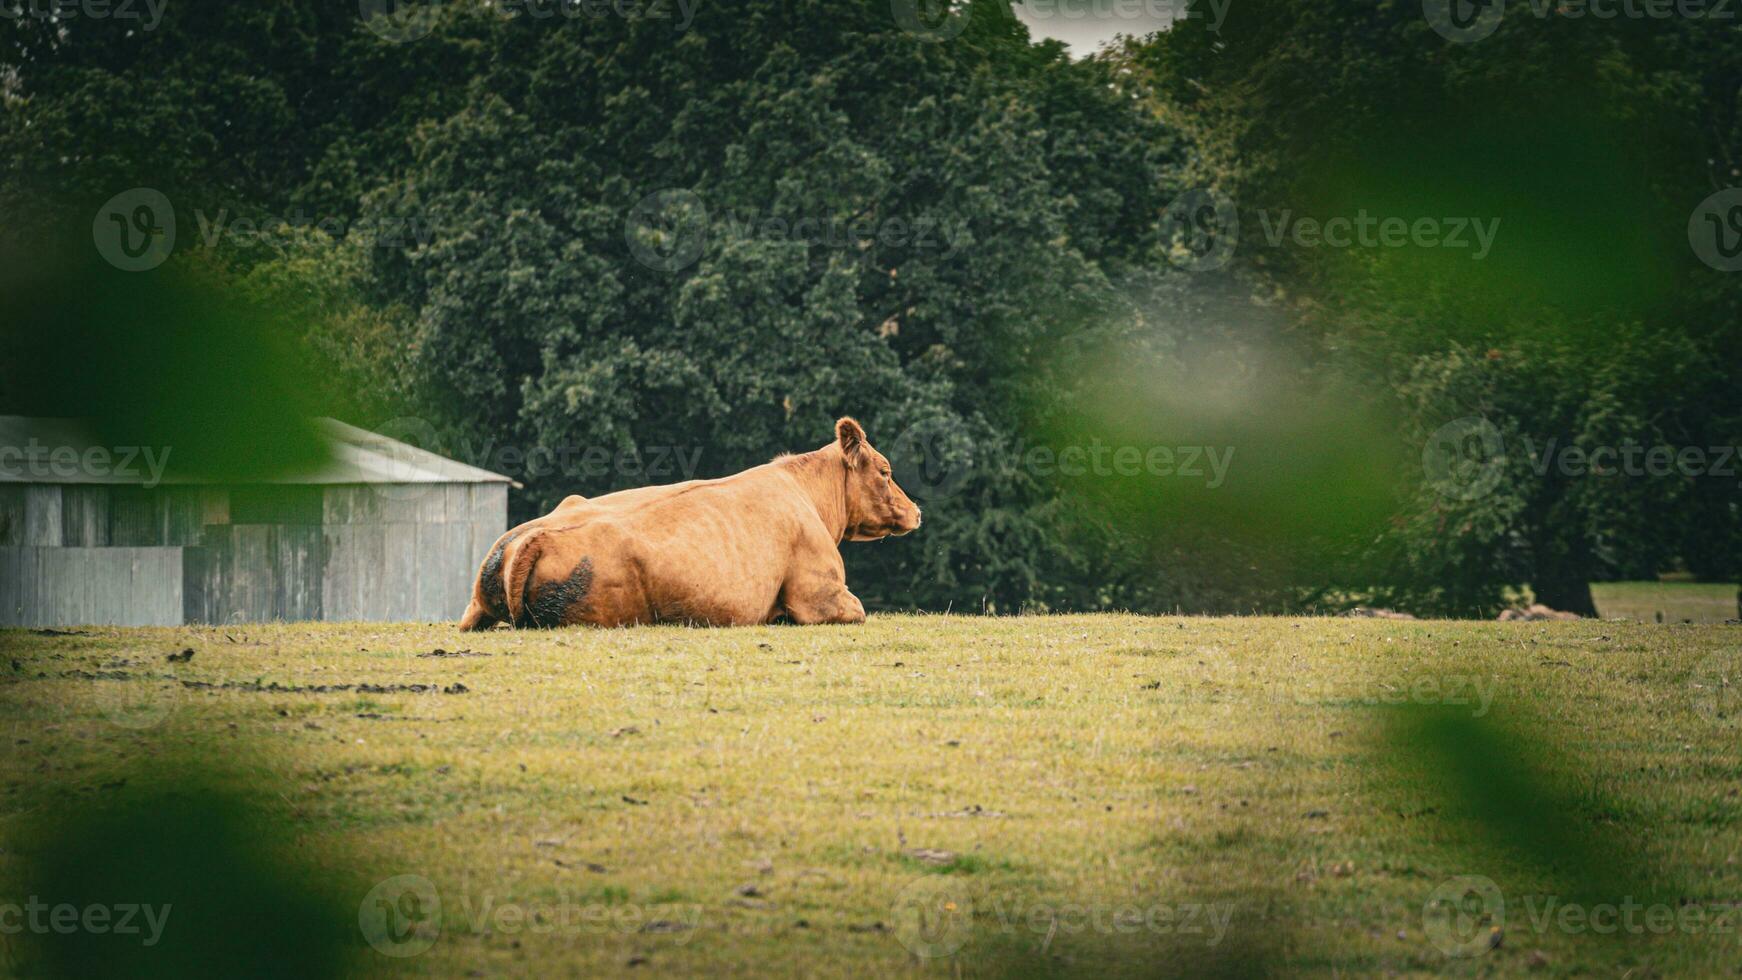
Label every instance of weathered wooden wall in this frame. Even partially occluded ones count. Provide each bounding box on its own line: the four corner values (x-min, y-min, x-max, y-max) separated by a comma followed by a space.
0, 482, 507, 626
0, 546, 184, 626
317, 483, 504, 623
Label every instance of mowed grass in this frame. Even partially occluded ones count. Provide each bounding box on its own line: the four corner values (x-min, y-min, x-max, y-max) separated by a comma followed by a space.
1593, 581, 1739, 625
2, 615, 1740, 977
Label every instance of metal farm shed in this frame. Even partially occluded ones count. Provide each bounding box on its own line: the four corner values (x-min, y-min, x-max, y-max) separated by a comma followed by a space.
0, 417, 511, 627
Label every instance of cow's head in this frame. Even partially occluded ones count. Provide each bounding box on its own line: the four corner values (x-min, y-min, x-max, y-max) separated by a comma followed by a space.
835, 417, 921, 540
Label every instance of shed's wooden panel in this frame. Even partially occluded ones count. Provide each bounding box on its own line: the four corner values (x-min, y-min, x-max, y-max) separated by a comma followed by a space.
182, 540, 217, 625
24, 485, 62, 546
473, 484, 508, 526
348, 523, 387, 621
61, 486, 110, 546
273, 524, 323, 621
382, 522, 418, 621
443, 484, 473, 524
107, 487, 159, 546
0, 486, 25, 546
0, 546, 181, 626
162, 487, 207, 545
229, 525, 273, 622
446, 521, 477, 619
200, 487, 230, 526
321, 525, 356, 621
414, 522, 448, 621
0, 546, 23, 622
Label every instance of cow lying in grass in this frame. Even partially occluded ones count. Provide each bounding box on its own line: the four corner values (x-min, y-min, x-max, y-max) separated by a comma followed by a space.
458, 418, 921, 629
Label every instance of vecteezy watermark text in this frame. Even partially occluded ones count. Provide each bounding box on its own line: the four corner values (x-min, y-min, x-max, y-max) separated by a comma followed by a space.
1256, 210, 1501, 260
1424, 0, 1734, 44
1017, 0, 1234, 32
1277, 672, 1499, 717
0, 898, 172, 947
987, 896, 1235, 949
194, 207, 434, 250
2, 0, 167, 30
0, 442, 172, 487
1422, 416, 1742, 501
458, 440, 705, 483
1520, 437, 1742, 485
454, 891, 702, 941
1423, 875, 1742, 958
890, 875, 1235, 960
495, 0, 698, 30
625, 189, 968, 272
1160, 190, 1502, 271
1018, 440, 1235, 487
359, 874, 701, 958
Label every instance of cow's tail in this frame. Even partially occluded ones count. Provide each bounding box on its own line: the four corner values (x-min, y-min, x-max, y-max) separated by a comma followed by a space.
503, 529, 549, 628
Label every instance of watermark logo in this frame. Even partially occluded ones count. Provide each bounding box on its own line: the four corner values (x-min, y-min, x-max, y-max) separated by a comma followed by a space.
1422, 416, 1506, 501
892, 876, 974, 959
625, 189, 710, 272
892, 0, 971, 40
360, 0, 439, 43
891, 417, 975, 503
1689, 188, 1742, 272
1423, 0, 1505, 42
89, 680, 179, 731
93, 188, 175, 272
1161, 188, 1238, 272
1423, 875, 1504, 957
359, 875, 442, 957
371, 416, 445, 503
1690, 649, 1742, 722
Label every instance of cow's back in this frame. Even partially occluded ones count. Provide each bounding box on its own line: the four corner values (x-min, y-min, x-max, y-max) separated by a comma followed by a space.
511, 467, 819, 626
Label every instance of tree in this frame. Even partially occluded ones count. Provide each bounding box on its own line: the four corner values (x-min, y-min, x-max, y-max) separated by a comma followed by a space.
4, 0, 1191, 613
1119, 0, 1742, 614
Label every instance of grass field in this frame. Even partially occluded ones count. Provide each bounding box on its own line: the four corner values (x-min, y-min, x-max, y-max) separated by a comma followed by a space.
2, 615, 1740, 977
1593, 581, 1739, 625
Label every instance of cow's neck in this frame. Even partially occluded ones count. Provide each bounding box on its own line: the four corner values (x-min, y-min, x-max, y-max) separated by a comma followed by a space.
784, 449, 849, 543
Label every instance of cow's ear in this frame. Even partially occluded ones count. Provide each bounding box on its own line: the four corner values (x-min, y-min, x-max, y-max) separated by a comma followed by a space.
836, 417, 866, 461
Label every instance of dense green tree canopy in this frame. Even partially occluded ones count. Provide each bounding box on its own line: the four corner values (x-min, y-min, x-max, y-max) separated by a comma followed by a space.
4, 0, 1737, 616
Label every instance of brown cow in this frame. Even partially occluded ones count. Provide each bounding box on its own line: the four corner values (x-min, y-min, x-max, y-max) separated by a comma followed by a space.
456, 418, 920, 629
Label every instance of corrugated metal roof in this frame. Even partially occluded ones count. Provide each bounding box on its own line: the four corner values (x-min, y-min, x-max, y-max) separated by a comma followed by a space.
0, 416, 515, 486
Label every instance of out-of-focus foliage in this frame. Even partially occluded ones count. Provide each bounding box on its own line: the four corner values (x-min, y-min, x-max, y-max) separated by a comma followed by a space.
1115, 0, 1742, 615
0, 247, 332, 481
6, 754, 351, 978
1381, 702, 1656, 912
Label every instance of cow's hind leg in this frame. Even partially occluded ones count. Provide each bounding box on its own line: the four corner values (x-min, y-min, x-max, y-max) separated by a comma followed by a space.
782, 583, 866, 625
458, 599, 496, 631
